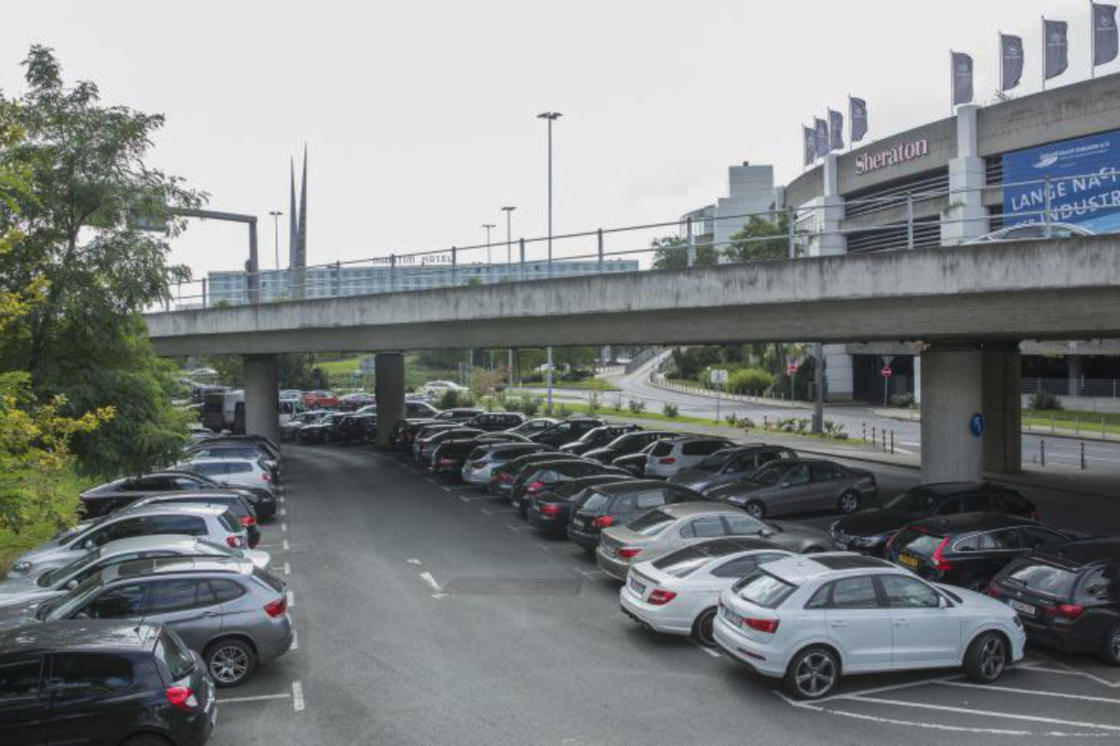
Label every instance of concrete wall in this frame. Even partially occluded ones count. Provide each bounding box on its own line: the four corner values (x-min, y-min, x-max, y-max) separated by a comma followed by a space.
144, 236, 1120, 356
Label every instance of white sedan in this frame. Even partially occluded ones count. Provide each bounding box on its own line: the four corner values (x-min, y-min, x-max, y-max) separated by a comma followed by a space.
619, 538, 792, 646
713, 553, 1025, 699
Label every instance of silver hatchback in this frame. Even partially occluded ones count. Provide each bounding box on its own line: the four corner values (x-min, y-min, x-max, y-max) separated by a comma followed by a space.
4, 556, 292, 687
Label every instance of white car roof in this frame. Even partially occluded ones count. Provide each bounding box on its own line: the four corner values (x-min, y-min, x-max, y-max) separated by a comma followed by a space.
93, 534, 204, 556
760, 552, 895, 585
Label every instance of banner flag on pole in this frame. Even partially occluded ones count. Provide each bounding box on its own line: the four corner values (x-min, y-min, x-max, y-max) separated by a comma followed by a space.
1000, 34, 1024, 90
849, 97, 867, 143
813, 117, 828, 159
803, 125, 816, 167
828, 109, 844, 151
951, 51, 973, 105
1094, 3, 1118, 66
1043, 18, 1069, 80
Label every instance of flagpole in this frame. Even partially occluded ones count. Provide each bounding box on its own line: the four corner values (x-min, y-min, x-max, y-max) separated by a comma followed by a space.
949, 50, 954, 117
1091, 1, 1097, 79
1042, 16, 1047, 90
999, 32, 1004, 94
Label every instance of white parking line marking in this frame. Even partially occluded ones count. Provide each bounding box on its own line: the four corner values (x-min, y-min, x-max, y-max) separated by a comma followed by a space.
282, 539, 290, 551
536, 543, 552, 552
291, 629, 298, 650
406, 558, 422, 565
281, 522, 288, 533
807, 673, 963, 704
283, 562, 291, 576
571, 566, 605, 578
441, 486, 452, 493
480, 508, 494, 515
937, 679, 1120, 704
286, 591, 295, 608
506, 524, 533, 532
459, 495, 470, 502
217, 692, 292, 704
1029, 651, 1120, 688
419, 571, 442, 593
279, 508, 287, 517
842, 695, 1120, 732
694, 644, 720, 658
292, 681, 305, 711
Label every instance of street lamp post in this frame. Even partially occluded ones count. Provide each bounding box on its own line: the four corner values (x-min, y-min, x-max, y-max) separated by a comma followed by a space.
482, 223, 495, 265
537, 112, 561, 413
501, 206, 516, 391
268, 210, 283, 271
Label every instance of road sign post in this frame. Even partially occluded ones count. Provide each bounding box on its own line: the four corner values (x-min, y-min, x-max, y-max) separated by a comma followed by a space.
710, 369, 728, 422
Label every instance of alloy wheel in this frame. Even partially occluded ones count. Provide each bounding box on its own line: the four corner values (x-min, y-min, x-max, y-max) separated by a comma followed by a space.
839, 493, 859, 513
1111, 630, 1120, 662
979, 636, 1006, 680
794, 652, 836, 697
209, 644, 250, 684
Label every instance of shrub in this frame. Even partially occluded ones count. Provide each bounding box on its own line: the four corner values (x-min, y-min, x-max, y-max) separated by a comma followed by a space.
662, 403, 679, 418
728, 367, 774, 395
611, 395, 623, 412
556, 404, 572, 417
889, 392, 916, 408
795, 418, 810, 434
725, 413, 738, 426
628, 399, 646, 414
1028, 391, 1063, 411
520, 395, 541, 417
587, 391, 602, 413
437, 389, 461, 409
739, 416, 756, 431
824, 420, 848, 439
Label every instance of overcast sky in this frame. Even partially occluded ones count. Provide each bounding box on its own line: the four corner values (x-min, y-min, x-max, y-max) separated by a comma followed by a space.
1, 0, 1115, 277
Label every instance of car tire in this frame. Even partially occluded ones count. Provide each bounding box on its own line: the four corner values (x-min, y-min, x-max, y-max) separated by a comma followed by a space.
1100, 623, 1120, 665
122, 735, 173, 746
205, 638, 257, 688
837, 491, 860, 514
963, 631, 1008, 684
691, 607, 718, 647
784, 646, 839, 699
744, 501, 766, 519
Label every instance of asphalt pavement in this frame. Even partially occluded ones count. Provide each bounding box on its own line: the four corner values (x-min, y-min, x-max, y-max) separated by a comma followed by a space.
207, 444, 1120, 745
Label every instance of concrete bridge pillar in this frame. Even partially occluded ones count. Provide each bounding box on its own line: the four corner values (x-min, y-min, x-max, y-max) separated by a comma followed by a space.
244, 354, 280, 444
375, 352, 405, 448
920, 345, 983, 483
982, 342, 1022, 474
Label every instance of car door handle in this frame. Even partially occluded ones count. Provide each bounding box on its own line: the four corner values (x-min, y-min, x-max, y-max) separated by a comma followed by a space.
893, 620, 910, 626
201, 611, 220, 617
828, 621, 846, 628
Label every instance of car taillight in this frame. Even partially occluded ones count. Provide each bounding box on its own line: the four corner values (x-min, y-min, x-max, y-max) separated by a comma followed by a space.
526, 480, 544, 494
987, 582, 1002, 598
658, 457, 676, 464
165, 685, 198, 711
648, 589, 676, 605
498, 472, 513, 482
618, 547, 642, 559
226, 535, 245, 548
261, 472, 270, 482
240, 516, 256, 527
591, 515, 613, 529
438, 458, 455, 466
541, 504, 560, 516
1029, 511, 1041, 521
1043, 603, 1084, 619
264, 596, 288, 618
744, 617, 780, 634
931, 536, 952, 571
472, 461, 486, 468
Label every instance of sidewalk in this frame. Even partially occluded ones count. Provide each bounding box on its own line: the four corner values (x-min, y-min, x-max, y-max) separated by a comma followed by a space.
872, 407, 1120, 444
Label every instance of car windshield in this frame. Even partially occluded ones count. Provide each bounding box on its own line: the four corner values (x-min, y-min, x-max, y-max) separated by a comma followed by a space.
1001, 558, 1078, 598
695, 451, 734, 472
627, 509, 673, 534
894, 529, 945, 557
37, 574, 102, 620
883, 488, 942, 516
733, 570, 796, 609
38, 548, 101, 588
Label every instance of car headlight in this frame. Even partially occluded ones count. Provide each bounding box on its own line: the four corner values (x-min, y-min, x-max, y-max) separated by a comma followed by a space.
11, 561, 32, 574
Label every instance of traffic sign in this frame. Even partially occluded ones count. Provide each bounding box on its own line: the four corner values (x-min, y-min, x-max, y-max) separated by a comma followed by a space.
970, 412, 984, 438
880, 366, 893, 378
710, 368, 728, 386
787, 363, 798, 375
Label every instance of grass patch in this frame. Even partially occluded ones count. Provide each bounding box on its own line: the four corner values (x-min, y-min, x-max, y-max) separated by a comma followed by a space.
513, 377, 620, 392
1023, 409, 1120, 436
0, 468, 89, 577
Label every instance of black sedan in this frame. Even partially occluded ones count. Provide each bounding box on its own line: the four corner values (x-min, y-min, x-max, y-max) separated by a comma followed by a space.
486, 450, 567, 498
989, 538, 1120, 664
830, 481, 1039, 556
530, 417, 607, 448
583, 430, 678, 464
558, 424, 643, 457
526, 475, 631, 534
888, 512, 1080, 591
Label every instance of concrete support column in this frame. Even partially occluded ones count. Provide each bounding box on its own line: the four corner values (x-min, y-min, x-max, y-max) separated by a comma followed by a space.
1068, 354, 1082, 397
940, 105, 990, 245
920, 346, 983, 482
982, 342, 1022, 474
375, 352, 405, 448
243, 354, 280, 444
823, 345, 854, 401
912, 355, 922, 405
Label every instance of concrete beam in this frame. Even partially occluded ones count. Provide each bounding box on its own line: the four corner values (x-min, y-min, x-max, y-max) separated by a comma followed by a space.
145, 237, 1120, 356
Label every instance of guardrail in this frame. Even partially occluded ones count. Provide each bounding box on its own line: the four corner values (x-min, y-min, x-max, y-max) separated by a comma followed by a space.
154, 168, 1120, 312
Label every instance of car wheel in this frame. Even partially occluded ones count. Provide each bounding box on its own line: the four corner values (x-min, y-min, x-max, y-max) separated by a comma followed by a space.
205, 638, 256, 687
784, 646, 839, 699
744, 501, 765, 519
964, 631, 1007, 683
122, 735, 173, 746
1100, 623, 1120, 665
691, 607, 718, 647
838, 491, 860, 514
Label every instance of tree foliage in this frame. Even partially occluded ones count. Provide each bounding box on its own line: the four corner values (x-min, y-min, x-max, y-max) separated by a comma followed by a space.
725, 213, 792, 263
651, 235, 719, 270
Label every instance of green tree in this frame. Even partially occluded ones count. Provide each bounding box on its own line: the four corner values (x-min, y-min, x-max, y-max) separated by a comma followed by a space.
650, 235, 719, 269
725, 213, 793, 263
0, 46, 204, 477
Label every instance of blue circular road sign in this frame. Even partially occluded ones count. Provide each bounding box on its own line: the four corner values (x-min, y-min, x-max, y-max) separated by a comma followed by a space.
969, 412, 984, 438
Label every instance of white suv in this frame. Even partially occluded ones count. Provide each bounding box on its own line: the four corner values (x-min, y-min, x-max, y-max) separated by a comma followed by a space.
177, 457, 274, 494
644, 436, 735, 479
713, 553, 1025, 699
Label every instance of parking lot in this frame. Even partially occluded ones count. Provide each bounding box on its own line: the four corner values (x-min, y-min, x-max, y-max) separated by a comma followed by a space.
208, 443, 1120, 745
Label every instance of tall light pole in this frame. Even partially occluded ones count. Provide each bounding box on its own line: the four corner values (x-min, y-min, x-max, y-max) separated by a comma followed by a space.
482, 223, 495, 265
268, 210, 283, 271
537, 112, 561, 413
501, 206, 517, 391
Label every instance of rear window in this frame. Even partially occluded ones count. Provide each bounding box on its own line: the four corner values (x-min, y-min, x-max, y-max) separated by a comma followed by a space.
217, 510, 240, 534
467, 447, 487, 460
894, 529, 944, 557
732, 571, 797, 609
650, 442, 673, 457
1000, 558, 1078, 598
695, 451, 734, 471
252, 566, 286, 594
156, 630, 196, 681
682, 440, 728, 456
627, 509, 674, 534
581, 492, 610, 513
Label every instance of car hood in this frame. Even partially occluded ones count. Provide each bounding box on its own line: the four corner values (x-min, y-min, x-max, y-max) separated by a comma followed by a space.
0, 597, 45, 627
10, 542, 72, 574
832, 509, 911, 537
582, 446, 618, 460
0, 588, 64, 611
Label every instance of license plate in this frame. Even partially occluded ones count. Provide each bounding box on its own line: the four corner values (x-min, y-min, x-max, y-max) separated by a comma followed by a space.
721, 606, 742, 626
1009, 599, 1037, 616
629, 577, 646, 596
898, 553, 920, 568
573, 519, 585, 529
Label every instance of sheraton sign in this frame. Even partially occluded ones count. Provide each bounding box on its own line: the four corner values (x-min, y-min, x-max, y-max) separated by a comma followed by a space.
854, 138, 930, 175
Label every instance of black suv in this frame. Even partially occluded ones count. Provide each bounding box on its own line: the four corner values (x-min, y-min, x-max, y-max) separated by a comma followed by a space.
509, 459, 626, 515
583, 430, 679, 465
567, 480, 700, 551
558, 424, 643, 457
467, 412, 526, 431
0, 620, 215, 745
990, 538, 1120, 664
830, 481, 1038, 557
531, 417, 606, 448
887, 512, 1079, 591
80, 472, 249, 519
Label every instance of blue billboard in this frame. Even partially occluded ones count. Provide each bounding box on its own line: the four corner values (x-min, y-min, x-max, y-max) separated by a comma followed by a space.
1002, 128, 1120, 233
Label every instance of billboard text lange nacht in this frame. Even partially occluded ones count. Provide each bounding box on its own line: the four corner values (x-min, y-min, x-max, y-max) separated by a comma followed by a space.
1003, 129, 1120, 232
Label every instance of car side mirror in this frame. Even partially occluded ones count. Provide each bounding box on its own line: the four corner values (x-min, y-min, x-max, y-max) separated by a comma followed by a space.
779, 481, 791, 489
66, 579, 79, 590
938, 595, 950, 609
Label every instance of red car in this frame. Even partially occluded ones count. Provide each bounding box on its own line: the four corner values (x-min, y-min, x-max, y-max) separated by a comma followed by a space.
301, 390, 339, 409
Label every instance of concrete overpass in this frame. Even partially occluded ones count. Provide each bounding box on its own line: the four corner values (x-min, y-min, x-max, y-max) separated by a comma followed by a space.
147, 237, 1120, 482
